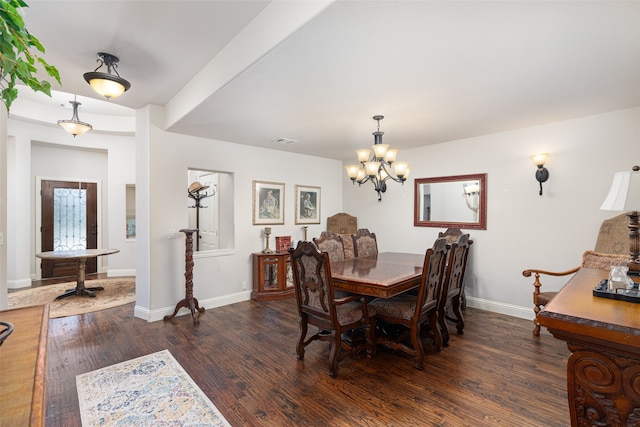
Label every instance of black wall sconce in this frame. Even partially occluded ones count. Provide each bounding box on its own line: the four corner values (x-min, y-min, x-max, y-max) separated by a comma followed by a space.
531, 153, 549, 195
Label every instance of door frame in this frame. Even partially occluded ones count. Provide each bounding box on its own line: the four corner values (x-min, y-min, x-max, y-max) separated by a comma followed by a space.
34, 176, 103, 280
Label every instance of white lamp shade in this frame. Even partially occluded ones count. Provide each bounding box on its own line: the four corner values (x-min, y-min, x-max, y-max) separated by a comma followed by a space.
372, 143, 389, 159
356, 149, 371, 163
88, 77, 127, 99
364, 161, 380, 177
345, 165, 360, 179
600, 170, 640, 211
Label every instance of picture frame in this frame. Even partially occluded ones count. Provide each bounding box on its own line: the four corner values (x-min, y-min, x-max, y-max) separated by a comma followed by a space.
253, 181, 285, 225
295, 185, 321, 225
275, 236, 292, 252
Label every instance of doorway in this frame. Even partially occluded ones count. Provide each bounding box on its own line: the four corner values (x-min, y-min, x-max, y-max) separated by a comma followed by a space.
40, 180, 98, 279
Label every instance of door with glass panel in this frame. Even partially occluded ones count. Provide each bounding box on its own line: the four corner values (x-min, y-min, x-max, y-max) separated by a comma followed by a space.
40, 180, 98, 278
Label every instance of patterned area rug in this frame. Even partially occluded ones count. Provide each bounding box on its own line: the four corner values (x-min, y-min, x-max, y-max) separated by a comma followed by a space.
7, 278, 135, 318
76, 350, 230, 427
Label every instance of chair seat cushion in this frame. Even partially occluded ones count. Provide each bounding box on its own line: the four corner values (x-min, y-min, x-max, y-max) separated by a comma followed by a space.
368, 295, 417, 321
336, 301, 366, 326
536, 291, 557, 306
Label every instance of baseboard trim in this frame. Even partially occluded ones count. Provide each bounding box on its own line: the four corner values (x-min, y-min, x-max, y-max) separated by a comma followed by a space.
134, 290, 252, 322
108, 269, 136, 277
8, 278, 33, 289
466, 296, 533, 320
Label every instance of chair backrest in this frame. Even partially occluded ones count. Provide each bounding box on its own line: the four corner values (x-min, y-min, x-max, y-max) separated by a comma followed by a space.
414, 238, 449, 317
352, 228, 378, 257
442, 233, 471, 305
581, 250, 628, 270
289, 241, 337, 324
313, 231, 345, 263
594, 213, 629, 255
327, 212, 357, 234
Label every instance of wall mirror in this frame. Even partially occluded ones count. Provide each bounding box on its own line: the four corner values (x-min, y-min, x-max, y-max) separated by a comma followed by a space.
414, 173, 487, 230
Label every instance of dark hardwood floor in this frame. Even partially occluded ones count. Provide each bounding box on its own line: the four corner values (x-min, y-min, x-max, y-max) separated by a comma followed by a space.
45, 299, 570, 426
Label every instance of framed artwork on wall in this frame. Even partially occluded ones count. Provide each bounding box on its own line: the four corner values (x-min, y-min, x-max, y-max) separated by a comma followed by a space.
253, 181, 285, 225
295, 185, 321, 225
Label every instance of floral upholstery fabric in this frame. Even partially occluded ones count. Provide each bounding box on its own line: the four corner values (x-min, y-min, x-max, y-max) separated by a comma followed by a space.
293, 249, 366, 325
339, 234, 355, 259
314, 232, 345, 263
353, 229, 378, 257
582, 250, 628, 270
369, 294, 416, 320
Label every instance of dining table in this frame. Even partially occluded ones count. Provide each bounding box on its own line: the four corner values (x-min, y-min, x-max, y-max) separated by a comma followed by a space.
35, 248, 120, 300
330, 252, 425, 298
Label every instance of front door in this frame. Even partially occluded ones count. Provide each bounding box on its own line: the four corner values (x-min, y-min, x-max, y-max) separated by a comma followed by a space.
40, 180, 98, 279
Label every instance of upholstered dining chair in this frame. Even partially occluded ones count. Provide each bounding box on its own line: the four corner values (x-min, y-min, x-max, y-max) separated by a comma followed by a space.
352, 228, 378, 257
289, 241, 376, 378
438, 233, 471, 347
523, 250, 628, 336
368, 238, 449, 370
313, 231, 345, 263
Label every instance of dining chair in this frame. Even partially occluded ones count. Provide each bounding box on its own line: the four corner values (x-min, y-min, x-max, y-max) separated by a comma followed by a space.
289, 241, 376, 378
352, 228, 378, 257
313, 231, 345, 263
523, 250, 628, 336
438, 233, 471, 347
368, 238, 449, 370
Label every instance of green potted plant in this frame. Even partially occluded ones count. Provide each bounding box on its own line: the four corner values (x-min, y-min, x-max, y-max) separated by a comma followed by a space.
0, 0, 60, 110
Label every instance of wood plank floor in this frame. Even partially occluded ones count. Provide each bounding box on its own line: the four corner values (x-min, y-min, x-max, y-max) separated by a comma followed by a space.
45, 299, 570, 426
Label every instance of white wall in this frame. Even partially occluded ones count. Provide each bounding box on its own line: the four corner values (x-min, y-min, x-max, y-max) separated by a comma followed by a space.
6, 119, 136, 288
344, 107, 640, 319
134, 105, 344, 321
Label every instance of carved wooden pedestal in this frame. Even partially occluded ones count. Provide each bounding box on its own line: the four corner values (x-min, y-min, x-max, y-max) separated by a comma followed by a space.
164, 229, 204, 325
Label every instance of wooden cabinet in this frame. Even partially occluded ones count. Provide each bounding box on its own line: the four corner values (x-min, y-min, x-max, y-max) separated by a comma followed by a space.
252, 252, 295, 301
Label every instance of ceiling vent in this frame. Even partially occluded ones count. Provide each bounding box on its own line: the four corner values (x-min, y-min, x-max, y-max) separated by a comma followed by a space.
272, 138, 298, 145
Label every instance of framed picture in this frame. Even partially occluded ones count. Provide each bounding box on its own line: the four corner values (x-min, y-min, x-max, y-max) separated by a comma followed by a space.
295, 185, 321, 225
275, 236, 292, 252
253, 181, 285, 225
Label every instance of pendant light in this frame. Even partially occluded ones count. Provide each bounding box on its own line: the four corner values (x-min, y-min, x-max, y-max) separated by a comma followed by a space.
57, 95, 92, 137
83, 52, 131, 99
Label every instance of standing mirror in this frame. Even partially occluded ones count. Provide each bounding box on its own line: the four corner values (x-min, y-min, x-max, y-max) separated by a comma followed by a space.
414, 173, 487, 230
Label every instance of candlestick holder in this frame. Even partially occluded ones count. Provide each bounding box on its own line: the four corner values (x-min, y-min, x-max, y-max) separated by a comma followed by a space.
302, 226, 308, 241
262, 229, 273, 254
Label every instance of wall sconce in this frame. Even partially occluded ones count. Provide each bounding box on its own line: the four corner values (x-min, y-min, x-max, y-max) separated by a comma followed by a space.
531, 153, 549, 196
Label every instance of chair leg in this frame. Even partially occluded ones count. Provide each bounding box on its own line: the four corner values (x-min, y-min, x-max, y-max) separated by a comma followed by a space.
438, 306, 450, 347
451, 296, 465, 335
428, 311, 442, 352
410, 326, 425, 370
533, 305, 542, 337
297, 317, 307, 360
328, 330, 341, 378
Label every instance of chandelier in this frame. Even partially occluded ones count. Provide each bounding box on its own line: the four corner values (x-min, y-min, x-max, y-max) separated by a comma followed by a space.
345, 115, 410, 201
57, 95, 92, 137
83, 52, 131, 99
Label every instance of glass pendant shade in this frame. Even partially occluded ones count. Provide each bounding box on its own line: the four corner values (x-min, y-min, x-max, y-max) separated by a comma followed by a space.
57, 98, 92, 137
83, 52, 131, 99
372, 143, 389, 159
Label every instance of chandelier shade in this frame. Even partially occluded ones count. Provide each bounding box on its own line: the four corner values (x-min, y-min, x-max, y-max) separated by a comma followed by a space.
57, 96, 92, 137
345, 115, 410, 201
83, 52, 131, 99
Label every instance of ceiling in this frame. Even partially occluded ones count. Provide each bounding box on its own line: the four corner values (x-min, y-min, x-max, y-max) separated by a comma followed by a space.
14, 1, 640, 161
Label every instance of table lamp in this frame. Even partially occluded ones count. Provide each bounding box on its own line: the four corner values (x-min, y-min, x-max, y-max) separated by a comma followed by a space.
600, 166, 640, 271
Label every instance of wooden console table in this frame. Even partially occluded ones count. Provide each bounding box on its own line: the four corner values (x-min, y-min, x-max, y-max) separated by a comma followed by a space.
0, 304, 49, 427
538, 267, 640, 426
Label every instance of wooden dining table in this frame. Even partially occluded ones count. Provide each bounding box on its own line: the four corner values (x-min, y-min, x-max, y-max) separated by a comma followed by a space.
330, 252, 425, 298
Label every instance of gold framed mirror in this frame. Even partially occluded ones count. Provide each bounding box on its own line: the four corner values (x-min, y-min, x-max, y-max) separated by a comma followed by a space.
414, 173, 487, 230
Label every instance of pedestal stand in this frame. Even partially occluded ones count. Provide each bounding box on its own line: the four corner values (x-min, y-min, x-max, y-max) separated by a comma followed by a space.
164, 229, 205, 325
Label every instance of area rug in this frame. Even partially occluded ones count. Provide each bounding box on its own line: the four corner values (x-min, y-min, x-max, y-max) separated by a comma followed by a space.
76, 349, 230, 427
7, 278, 135, 318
